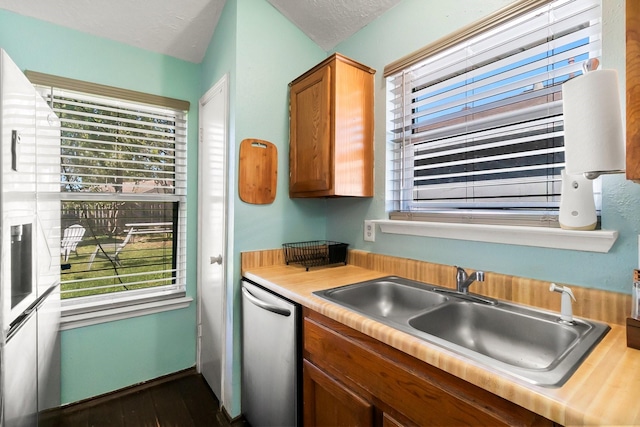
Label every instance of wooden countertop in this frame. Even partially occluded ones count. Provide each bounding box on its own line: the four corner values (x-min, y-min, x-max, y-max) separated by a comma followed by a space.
243, 264, 640, 427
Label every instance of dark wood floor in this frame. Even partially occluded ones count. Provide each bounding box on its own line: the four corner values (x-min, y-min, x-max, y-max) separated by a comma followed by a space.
40, 370, 247, 427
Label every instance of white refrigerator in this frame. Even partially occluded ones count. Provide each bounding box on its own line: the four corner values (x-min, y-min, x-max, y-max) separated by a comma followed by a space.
0, 49, 61, 426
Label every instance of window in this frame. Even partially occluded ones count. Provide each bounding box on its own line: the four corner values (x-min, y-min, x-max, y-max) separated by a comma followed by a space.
385, 0, 602, 227
30, 73, 189, 312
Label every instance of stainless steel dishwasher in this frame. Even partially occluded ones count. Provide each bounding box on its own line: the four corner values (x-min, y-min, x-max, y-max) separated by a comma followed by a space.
241, 280, 300, 427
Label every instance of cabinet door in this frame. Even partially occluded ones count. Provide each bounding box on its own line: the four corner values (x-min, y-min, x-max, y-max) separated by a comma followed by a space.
383, 413, 406, 427
627, 0, 640, 181
303, 359, 374, 427
289, 63, 332, 195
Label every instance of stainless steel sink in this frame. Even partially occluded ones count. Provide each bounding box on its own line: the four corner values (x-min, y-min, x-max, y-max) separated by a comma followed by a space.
315, 278, 448, 321
314, 276, 610, 387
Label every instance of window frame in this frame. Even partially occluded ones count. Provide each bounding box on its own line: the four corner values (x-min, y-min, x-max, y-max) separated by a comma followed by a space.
27, 71, 192, 327
384, 0, 603, 228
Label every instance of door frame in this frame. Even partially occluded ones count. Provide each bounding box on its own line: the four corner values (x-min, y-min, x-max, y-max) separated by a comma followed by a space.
196, 74, 230, 402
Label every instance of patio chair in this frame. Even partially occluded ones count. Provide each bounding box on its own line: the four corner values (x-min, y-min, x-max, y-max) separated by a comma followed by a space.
87, 227, 135, 269
60, 224, 86, 262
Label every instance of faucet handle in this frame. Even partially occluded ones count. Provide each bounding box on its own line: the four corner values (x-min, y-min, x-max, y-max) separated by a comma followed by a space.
549, 283, 576, 301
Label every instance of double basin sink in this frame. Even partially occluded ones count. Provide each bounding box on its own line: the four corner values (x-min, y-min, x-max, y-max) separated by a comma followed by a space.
313, 276, 610, 387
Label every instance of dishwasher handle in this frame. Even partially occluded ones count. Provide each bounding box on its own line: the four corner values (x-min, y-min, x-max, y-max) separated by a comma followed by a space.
242, 286, 291, 317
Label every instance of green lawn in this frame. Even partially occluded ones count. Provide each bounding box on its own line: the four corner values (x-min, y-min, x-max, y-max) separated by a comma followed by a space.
61, 236, 174, 299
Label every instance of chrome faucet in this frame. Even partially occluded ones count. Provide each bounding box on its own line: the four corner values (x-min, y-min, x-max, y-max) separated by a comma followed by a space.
456, 266, 485, 294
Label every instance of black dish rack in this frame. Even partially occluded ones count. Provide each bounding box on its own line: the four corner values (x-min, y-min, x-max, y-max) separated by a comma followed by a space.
282, 240, 348, 271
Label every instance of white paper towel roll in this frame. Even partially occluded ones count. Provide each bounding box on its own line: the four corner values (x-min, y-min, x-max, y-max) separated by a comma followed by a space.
562, 69, 625, 176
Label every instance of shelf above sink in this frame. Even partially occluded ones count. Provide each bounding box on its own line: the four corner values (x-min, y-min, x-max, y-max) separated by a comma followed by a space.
373, 220, 618, 253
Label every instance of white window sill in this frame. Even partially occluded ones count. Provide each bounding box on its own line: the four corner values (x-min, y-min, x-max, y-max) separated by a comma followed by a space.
60, 296, 193, 330
373, 220, 618, 253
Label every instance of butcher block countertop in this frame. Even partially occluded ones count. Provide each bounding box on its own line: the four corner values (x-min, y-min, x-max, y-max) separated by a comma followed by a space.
243, 263, 640, 426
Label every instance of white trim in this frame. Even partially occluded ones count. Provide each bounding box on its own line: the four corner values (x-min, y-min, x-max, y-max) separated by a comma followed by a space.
60, 296, 193, 330
374, 220, 618, 253
60, 286, 185, 313
196, 74, 229, 405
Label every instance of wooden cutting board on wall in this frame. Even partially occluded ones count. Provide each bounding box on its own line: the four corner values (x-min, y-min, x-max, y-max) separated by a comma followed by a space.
239, 138, 278, 204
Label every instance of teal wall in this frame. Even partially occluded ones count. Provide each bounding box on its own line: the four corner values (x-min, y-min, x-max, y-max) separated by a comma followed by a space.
200, 0, 326, 415
60, 309, 196, 402
0, 10, 200, 404
326, 0, 639, 295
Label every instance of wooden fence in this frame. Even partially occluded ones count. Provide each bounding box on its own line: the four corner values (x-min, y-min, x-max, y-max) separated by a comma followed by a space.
61, 201, 174, 236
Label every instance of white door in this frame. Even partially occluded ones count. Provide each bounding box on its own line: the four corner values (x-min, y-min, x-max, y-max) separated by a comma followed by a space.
197, 75, 229, 400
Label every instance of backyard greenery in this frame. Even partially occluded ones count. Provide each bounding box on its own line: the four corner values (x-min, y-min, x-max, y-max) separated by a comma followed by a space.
61, 234, 174, 299
48, 85, 184, 302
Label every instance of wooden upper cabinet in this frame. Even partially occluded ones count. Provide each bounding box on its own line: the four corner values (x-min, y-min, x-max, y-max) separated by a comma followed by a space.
289, 53, 375, 197
627, 0, 640, 181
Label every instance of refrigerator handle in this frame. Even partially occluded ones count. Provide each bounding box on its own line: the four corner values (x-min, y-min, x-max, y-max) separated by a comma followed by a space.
11, 129, 20, 171
242, 287, 291, 317
8, 306, 36, 341
7, 281, 59, 340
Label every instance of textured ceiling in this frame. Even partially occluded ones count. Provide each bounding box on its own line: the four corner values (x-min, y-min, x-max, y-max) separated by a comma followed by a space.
267, 0, 402, 51
0, 0, 401, 63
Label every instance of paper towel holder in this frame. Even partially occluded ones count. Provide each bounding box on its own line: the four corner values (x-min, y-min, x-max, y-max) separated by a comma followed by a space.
562, 58, 626, 180
559, 169, 597, 230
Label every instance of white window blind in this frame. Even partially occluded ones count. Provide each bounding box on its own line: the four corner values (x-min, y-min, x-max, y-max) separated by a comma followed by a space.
386, 0, 602, 226
34, 83, 188, 307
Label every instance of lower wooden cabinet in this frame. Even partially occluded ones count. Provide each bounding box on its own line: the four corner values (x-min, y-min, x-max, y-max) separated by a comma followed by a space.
303, 360, 373, 426
303, 308, 555, 427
